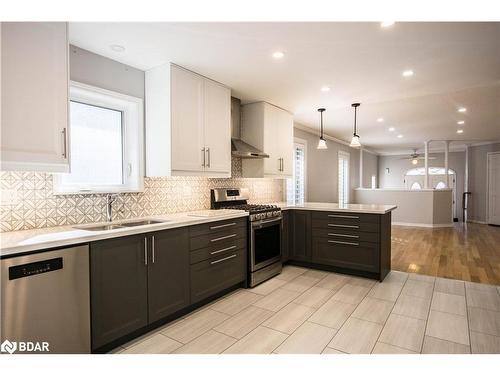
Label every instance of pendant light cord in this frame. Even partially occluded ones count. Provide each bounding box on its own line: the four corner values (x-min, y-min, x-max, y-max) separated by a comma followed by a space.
354, 106, 357, 135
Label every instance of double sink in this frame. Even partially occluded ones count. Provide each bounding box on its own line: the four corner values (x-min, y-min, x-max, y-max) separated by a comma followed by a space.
75, 219, 168, 231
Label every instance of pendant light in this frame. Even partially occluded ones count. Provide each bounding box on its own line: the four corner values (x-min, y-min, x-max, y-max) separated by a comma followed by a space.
350, 102, 361, 148
317, 108, 327, 150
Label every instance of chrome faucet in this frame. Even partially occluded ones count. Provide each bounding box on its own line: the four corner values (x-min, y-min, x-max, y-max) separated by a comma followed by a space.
106, 194, 119, 222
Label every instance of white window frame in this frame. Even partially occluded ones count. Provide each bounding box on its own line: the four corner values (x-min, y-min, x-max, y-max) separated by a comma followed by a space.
54, 81, 144, 194
289, 137, 307, 204
338, 150, 350, 204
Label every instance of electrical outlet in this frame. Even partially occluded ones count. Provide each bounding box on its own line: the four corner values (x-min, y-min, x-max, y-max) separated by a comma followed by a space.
0, 189, 19, 206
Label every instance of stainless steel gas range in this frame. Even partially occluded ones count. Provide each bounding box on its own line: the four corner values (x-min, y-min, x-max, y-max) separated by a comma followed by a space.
211, 188, 282, 287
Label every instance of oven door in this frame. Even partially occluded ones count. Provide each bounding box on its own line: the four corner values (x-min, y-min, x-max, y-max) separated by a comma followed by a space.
250, 216, 282, 272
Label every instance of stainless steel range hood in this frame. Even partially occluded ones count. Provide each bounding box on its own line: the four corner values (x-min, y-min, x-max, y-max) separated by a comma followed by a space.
231, 138, 269, 159
231, 97, 269, 159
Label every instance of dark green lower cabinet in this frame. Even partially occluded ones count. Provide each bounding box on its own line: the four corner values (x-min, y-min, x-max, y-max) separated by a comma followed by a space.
90, 235, 149, 350
147, 228, 190, 323
90, 228, 189, 350
190, 249, 246, 304
281, 211, 289, 262
311, 238, 380, 272
290, 210, 311, 261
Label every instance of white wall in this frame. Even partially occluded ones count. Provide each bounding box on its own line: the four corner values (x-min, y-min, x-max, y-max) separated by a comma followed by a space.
69, 45, 145, 98
468, 142, 500, 223
293, 127, 380, 203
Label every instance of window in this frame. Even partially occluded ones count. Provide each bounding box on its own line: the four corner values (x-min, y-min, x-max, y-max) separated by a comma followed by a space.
435, 181, 446, 189
54, 82, 144, 194
406, 167, 455, 175
287, 139, 307, 204
338, 151, 350, 204
410, 182, 422, 190
371, 175, 377, 189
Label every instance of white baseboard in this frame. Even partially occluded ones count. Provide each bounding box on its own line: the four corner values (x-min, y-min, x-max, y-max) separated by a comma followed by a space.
392, 221, 454, 228
467, 220, 488, 224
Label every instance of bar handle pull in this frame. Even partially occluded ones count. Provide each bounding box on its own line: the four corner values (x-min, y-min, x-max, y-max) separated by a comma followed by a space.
327, 223, 360, 229
210, 254, 237, 265
210, 233, 237, 242
210, 245, 237, 255
210, 222, 236, 230
328, 240, 359, 246
144, 237, 148, 265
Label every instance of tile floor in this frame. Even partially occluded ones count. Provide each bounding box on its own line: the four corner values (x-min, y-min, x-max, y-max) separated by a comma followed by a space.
112, 266, 500, 354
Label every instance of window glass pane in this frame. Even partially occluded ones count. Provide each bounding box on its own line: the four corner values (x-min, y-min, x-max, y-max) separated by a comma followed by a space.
338, 152, 349, 204
435, 181, 446, 189
289, 143, 305, 204
61, 101, 123, 186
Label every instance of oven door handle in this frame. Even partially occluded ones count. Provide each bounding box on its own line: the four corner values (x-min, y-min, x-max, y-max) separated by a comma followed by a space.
251, 216, 282, 228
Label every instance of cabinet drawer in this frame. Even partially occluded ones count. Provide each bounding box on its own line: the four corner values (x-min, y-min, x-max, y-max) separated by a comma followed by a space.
189, 226, 246, 251
312, 228, 379, 243
311, 211, 380, 223
190, 249, 246, 303
311, 238, 380, 272
189, 217, 247, 237
312, 218, 379, 233
190, 237, 246, 264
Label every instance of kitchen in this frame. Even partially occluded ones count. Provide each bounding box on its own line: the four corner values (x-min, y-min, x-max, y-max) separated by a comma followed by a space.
1, 8, 500, 370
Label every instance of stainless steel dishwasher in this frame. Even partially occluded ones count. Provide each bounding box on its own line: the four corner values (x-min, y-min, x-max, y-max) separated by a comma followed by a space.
1, 245, 91, 353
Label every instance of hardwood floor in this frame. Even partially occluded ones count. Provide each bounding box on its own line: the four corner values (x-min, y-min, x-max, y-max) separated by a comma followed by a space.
391, 223, 500, 285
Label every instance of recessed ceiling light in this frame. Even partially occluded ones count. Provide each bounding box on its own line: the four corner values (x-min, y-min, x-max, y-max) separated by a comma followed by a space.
321, 86, 331, 92
457, 120, 465, 125
458, 107, 467, 113
272, 51, 285, 59
457, 129, 464, 134
388, 127, 395, 132
397, 134, 403, 138
109, 44, 125, 52
377, 118, 384, 123
402, 70, 414, 77
381, 21, 395, 28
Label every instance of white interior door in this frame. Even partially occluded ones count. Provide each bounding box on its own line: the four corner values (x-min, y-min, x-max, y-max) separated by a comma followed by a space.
488, 152, 500, 225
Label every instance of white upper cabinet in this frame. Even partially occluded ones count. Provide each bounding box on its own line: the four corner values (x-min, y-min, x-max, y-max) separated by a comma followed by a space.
1, 22, 70, 172
241, 102, 293, 178
146, 64, 231, 177
203, 79, 231, 174
170, 65, 205, 173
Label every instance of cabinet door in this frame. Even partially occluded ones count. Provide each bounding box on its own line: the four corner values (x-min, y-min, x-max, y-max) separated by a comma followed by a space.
281, 211, 289, 262
279, 109, 294, 178
191, 249, 246, 304
171, 65, 205, 173
1, 22, 69, 172
263, 104, 281, 176
147, 228, 190, 323
290, 210, 311, 261
203, 79, 231, 175
90, 235, 148, 350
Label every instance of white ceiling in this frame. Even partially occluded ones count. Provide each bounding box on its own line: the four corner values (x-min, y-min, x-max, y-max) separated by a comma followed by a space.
69, 22, 500, 154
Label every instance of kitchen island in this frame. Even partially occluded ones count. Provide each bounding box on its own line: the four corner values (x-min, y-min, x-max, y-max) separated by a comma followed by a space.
277, 202, 397, 281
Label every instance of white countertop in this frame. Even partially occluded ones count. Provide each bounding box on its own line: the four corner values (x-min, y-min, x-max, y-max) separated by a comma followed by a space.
0, 202, 397, 257
0, 210, 248, 258
275, 202, 397, 214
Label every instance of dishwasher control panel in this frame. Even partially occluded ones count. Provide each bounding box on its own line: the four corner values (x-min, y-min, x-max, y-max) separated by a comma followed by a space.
9, 257, 63, 280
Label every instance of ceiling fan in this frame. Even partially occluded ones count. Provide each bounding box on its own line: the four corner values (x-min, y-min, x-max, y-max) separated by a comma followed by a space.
399, 149, 436, 165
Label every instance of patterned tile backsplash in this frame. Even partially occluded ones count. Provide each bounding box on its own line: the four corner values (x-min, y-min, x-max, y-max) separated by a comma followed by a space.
0, 158, 285, 232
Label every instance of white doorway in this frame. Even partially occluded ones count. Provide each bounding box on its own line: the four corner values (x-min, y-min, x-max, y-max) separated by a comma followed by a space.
487, 152, 500, 225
